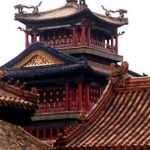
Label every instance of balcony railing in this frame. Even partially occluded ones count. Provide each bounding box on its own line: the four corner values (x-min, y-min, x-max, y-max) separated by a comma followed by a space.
36, 102, 65, 114
45, 37, 117, 54
36, 101, 78, 114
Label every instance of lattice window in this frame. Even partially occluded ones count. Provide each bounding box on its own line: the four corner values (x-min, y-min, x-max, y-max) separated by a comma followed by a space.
39, 87, 65, 103
89, 84, 101, 104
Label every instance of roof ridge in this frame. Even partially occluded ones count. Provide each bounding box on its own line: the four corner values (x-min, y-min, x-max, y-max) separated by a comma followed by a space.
1, 42, 79, 68
39, 4, 78, 15
115, 76, 150, 91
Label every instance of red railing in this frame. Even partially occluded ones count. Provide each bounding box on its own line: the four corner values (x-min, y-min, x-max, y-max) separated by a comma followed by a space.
45, 37, 116, 53
36, 102, 78, 113
36, 101, 79, 113
69, 101, 78, 111
36, 102, 65, 113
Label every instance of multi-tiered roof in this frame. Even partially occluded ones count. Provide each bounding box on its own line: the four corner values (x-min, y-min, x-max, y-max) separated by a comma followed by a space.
14, 0, 128, 74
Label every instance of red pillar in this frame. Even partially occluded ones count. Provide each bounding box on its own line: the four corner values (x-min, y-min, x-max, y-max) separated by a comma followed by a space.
88, 26, 91, 46
85, 85, 90, 111
81, 23, 86, 46
50, 128, 53, 140
33, 32, 37, 43
111, 35, 114, 52
39, 35, 44, 42
43, 128, 46, 140
25, 32, 29, 48
57, 128, 60, 136
36, 128, 40, 139
107, 39, 109, 49
65, 82, 69, 111
77, 80, 82, 110
72, 25, 76, 47
115, 36, 118, 54
31, 35, 34, 43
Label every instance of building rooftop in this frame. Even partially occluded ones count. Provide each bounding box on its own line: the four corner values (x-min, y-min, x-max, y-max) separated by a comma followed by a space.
1, 43, 107, 87
0, 71, 38, 110
55, 61, 150, 150
0, 120, 50, 150
14, 1, 128, 27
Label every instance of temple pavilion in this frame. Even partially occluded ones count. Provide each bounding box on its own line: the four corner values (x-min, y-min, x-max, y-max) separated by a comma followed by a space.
54, 61, 150, 150
0, 0, 138, 142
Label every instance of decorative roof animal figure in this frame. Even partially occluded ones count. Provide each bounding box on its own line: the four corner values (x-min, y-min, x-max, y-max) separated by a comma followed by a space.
101, 5, 127, 18
109, 61, 129, 87
109, 61, 129, 78
14, 1, 42, 15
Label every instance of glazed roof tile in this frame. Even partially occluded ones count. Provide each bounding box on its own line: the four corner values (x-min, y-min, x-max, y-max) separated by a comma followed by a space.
1, 43, 107, 79
0, 120, 50, 150
94, 12, 128, 26
55, 63, 150, 149
3, 61, 107, 82
4, 61, 88, 77
15, 3, 128, 27
1, 43, 79, 69
0, 79, 38, 110
0, 95, 33, 109
27, 5, 79, 20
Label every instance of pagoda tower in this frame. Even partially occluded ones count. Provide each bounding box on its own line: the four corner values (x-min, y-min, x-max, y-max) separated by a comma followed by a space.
1, 0, 129, 142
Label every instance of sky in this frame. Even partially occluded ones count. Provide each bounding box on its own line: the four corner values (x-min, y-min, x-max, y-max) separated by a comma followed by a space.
0, 0, 150, 75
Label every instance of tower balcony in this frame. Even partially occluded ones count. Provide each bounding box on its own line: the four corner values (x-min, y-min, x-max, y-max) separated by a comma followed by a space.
25, 24, 118, 55
44, 36, 117, 55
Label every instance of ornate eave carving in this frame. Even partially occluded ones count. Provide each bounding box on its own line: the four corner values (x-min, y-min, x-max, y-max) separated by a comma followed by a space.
13, 50, 63, 68
24, 55, 55, 67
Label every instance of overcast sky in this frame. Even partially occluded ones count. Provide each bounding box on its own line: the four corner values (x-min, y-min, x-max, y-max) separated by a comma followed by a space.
0, 0, 150, 75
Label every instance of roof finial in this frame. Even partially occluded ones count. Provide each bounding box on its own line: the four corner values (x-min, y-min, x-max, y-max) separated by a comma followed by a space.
109, 61, 130, 87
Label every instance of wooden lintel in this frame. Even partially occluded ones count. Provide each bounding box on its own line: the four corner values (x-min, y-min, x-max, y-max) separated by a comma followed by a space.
27, 24, 71, 32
